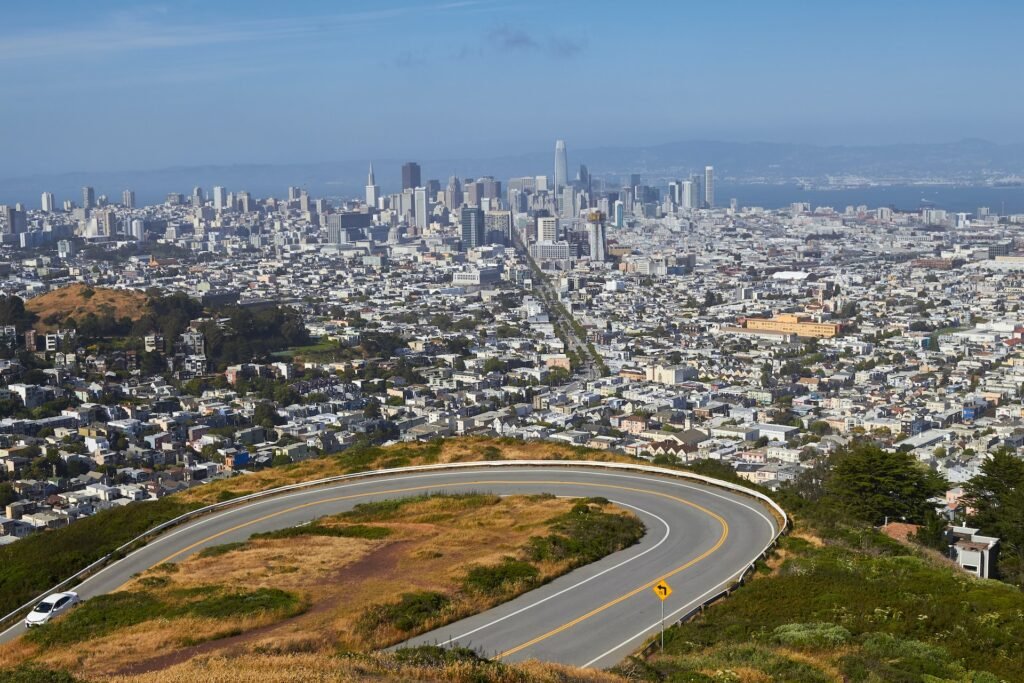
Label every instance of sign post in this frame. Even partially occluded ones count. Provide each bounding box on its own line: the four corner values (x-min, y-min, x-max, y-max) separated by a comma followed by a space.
652, 579, 672, 651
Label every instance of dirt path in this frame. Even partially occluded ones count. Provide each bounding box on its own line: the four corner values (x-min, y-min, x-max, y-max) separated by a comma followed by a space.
113, 541, 411, 676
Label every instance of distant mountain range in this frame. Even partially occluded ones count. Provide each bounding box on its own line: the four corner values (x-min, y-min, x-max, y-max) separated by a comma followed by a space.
3, 139, 1024, 207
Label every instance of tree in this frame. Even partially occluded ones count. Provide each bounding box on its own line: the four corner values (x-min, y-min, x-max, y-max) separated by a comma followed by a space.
914, 509, 949, 551
253, 402, 283, 428
825, 443, 946, 525
483, 358, 507, 374
962, 450, 1024, 585
0, 295, 38, 332
0, 482, 17, 507
363, 397, 382, 420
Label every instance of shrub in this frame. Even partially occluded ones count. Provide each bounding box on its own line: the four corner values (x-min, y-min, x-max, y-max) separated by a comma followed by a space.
527, 502, 644, 565
186, 588, 303, 620
462, 557, 539, 594
341, 493, 497, 522
251, 523, 390, 541
771, 622, 852, 648
392, 645, 485, 667
196, 542, 248, 558
356, 591, 450, 636
0, 665, 84, 683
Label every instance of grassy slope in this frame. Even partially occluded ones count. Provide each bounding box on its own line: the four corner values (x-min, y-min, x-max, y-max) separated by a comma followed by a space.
1, 648, 622, 683
616, 522, 1024, 683
0, 437, 630, 617
25, 284, 149, 332
0, 495, 643, 681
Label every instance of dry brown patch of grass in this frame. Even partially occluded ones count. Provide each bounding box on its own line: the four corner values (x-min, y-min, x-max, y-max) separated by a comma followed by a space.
11, 495, 606, 678
0, 638, 36, 668
176, 437, 631, 506
132, 536, 378, 593
103, 652, 624, 683
776, 646, 848, 682
25, 284, 149, 332
26, 614, 278, 676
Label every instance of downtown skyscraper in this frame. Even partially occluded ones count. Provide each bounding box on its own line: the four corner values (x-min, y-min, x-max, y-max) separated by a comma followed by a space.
365, 162, 379, 207
401, 162, 421, 191
554, 140, 568, 193
704, 166, 715, 209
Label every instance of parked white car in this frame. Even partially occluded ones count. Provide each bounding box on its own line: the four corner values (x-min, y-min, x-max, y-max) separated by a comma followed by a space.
24, 591, 80, 627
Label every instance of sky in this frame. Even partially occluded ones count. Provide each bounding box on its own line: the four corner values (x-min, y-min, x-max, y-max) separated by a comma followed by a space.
2, 0, 1023, 175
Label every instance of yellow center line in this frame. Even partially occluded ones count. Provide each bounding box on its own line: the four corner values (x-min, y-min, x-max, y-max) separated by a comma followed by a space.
133, 478, 728, 659
494, 483, 728, 660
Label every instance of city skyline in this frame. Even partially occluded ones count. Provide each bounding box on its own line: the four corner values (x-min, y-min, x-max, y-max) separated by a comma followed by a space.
3, 1, 1024, 176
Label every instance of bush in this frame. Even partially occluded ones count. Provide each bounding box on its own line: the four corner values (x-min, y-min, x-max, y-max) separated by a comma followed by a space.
252, 523, 390, 541
462, 557, 539, 594
341, 493, 497, 522
771, 622, 852, 648
356, 591, 450, 636
527, 502, 644, 566
392, 645, 485, 667
196, 542, 248, 559
0, 666, 84, 683
186, 588, 302, 620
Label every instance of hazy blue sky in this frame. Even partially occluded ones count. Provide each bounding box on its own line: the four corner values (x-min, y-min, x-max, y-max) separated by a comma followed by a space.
2, 0, 1022, 175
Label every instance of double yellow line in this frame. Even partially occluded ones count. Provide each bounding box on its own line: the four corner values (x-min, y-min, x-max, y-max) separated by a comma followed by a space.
136, 479, 728, 659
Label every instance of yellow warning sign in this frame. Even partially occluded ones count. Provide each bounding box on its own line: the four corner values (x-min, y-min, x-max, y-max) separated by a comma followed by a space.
653, 580, 672, 601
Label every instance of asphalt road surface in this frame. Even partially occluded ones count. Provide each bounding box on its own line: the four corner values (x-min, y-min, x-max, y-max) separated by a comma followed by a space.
0, 465, 779, 669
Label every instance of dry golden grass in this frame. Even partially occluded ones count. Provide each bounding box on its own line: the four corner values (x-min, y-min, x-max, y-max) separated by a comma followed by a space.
177, 437, 634, 506
25, 284, 149, 332
102, 652, 625, 683
26, 615, 280, 675
5, 495, 628, 682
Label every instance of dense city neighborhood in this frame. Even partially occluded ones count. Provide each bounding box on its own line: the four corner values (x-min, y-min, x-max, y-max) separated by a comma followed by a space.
2, 159, 1022, 582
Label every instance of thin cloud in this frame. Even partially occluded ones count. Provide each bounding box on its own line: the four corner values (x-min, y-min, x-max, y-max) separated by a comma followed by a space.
547, 36, 585, 59
486, 25, 585, 59
0, 3, 492, 61
489, 26, 539, 51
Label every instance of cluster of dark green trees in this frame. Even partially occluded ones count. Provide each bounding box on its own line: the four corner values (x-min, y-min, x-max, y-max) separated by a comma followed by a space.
782, 443, 946, 527
961, 450, 1024, 586
195, 305, 307, 369
782, 442, 1024, 586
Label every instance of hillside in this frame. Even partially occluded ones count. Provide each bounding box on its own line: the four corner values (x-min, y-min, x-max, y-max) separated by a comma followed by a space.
25, 285, 149, 332
0, 494, 641, 682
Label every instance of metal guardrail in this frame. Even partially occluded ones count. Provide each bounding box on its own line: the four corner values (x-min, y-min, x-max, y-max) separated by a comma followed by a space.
0, 459, 787, 632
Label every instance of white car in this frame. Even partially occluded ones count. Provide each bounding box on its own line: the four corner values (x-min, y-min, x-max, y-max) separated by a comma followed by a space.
24, 591, 80, 627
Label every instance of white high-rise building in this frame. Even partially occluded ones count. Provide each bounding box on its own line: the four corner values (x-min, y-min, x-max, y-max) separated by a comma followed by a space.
414, 186, 429, 229
681, 180, 696, 209
704, 166, 715, 209
40, 192, 55, 213
554, 140, 568, 193
122, 190, 135, 208
213, 186, 226, 211
365, 162, 379, 207
537, 216, 559, 243
131, 218, 145, 241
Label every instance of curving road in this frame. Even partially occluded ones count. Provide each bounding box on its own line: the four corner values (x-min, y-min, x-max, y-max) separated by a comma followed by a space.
0, 465, 779, 669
